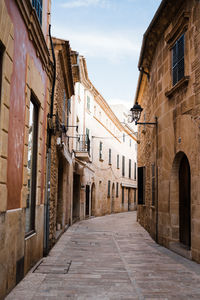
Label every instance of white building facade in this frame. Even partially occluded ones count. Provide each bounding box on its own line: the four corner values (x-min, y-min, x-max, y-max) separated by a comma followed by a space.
71, 56, 137, 219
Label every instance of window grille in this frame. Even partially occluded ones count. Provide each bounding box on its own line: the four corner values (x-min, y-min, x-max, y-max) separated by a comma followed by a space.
172, 34, 184, 86
32, 0, 43, 25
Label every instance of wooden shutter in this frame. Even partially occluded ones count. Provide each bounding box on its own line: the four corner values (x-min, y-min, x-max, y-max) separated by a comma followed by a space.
122, 156, 125, 177
109, 149, 111, 164
129, 159, 131, 179
99, 142, 102, 160
117, 154, 119, 169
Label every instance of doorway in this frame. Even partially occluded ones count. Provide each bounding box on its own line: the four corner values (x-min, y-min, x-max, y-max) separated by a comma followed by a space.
85, 185, 90, 217
128, 188, 131, 211
73, 173, 80, 221
91, 183, 95, 216
56, 160, 64, 231
111, 183, 115, 213
179, 155, 191, 248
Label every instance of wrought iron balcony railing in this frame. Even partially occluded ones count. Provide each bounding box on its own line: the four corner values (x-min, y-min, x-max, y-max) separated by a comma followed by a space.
76, 134, 90, 155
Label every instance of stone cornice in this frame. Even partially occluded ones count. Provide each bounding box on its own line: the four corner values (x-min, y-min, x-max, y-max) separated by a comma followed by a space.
53, 38, 74, 98
15, 0, 53, 78
165, 12, 190, 48
93, 116, 121, 143
138, 0, 185, 70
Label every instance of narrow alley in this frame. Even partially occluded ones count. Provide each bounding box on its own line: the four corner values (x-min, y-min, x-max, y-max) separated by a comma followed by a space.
6, 212, 200, 300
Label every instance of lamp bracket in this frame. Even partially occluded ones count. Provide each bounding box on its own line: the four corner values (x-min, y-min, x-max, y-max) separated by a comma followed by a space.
136, 117, 157, 126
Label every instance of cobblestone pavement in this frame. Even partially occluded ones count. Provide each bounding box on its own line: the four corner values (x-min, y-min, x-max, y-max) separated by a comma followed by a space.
6, 212, 200, 300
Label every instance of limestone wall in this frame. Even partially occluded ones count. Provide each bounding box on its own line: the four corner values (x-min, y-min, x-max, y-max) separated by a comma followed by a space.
137, 0, 200, 263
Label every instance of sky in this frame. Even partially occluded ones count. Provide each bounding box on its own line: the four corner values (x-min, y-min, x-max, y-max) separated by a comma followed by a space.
51, 0, 161, 110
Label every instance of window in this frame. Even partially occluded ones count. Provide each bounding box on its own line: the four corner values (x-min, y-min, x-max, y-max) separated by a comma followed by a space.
152, 164, 155, 206
66, 98, 71, 129
129, 159, 131, 179
129, 139, 132, 147
109, 149, 111, 165
32, 0, 43, 24
107, 180, 111, 198
86, 128, 90, 149
123, 133, 125, 142
99, 141, 103, 160
134, 162, 137, 180
62, 91, 66, 124
87, 95, 90, 111
172, 34, 184, 86
86, 128, 89, 138
116, 182, 119, 197
122, 187, 124, 205
25, 95, 39, 235
138, 167, 145, 205
117, 154, 119, 169
122, 156, 125, 177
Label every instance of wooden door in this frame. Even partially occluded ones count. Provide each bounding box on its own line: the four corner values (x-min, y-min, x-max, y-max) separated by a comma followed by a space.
179, 155, 191, 248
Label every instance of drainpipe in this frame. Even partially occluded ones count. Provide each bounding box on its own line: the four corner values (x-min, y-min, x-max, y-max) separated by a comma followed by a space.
44, 24, 56, 256
138, 66, 150, 81
155, 118, 159, 243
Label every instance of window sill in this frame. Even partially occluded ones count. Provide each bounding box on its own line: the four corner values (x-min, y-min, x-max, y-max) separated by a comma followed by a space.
25, 231, 36, 240
99, 158, 104, 162
165, 76, 190, 98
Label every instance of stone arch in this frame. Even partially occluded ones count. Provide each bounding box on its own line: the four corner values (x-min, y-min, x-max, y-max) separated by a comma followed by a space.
169, 151, 191, 248
91, 183, 96, 216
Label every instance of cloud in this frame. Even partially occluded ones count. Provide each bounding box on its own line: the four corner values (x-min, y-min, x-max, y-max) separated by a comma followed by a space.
60, 0, 109, 8
52, 27, 140, 63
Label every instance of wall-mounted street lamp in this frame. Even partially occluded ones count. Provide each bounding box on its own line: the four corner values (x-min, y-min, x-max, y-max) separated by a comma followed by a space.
129, 101, 159, 244
129, 102, 157, 126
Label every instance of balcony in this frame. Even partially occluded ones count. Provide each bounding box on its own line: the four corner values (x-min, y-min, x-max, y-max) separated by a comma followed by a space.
74, 135, 90, 162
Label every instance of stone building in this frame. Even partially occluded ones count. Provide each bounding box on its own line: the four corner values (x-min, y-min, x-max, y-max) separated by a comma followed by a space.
0, 0, 52, 298
47, 37, 75, 249
135, 0, 200, 262
71, 56, 137, 219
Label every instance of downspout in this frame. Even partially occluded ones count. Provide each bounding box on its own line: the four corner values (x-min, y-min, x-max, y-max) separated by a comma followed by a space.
138, 66, 150, 81
155, 119, 159, 243
44, 24, 56, 255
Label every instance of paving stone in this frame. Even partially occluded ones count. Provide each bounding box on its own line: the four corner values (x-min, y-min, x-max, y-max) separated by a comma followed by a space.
6, 212, 200, 299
